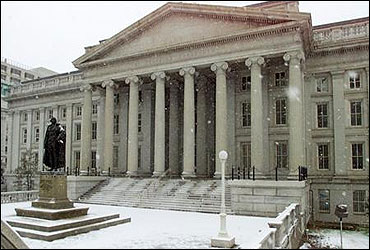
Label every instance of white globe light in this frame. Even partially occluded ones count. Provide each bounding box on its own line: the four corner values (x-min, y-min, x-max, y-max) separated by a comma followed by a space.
219, 150, 228, 160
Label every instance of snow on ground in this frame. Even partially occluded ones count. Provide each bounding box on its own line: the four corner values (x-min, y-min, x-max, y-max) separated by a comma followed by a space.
1, 202, 273, 249
301, 228, 369, 249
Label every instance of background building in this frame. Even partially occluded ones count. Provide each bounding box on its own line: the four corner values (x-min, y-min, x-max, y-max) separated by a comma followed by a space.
3, 1, 369, 225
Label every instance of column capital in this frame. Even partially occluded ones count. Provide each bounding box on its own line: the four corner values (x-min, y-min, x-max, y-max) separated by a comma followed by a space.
79, 84, 93, 92
179, 67, 195, 77
211, 62, 228, 74
151, 71, 166, 81
102, 79, 116, 89
245, 56, 265, 68
125, 75, 140, 85
283, 51, 304, 63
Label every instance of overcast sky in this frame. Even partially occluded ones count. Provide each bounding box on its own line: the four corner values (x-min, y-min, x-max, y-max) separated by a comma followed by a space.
1, 1, 369, 73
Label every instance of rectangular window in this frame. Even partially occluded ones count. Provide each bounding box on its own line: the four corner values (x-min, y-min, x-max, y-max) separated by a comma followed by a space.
92, 121, 97, 140
319, 189, 330, 212
34, 110, 40, 121
11, 68, 21, 76
353, 190, 366, 213
92, 104, 98, 114
91, 151, 97, 170
1, 74, 6, 81
22, 112, 28, 122
48, 109, 53, 120
34, 127, 40, 143
1, 65, 7, 72
114, 93, 119, 105
10, 77, 21, 84
352, 143, 363, 169
275, 99, 287, 125
349, 73, 361, 89
61, 107, 67, 119
76, 106, 82, 117
138, 113, 142, 132
113, 146, 119, 170
139, 91, 143, 104
138, 145, 141, 169
241, 142, 251, 169
74, 151, 81, 173
75, 123, 81, 141
114, 114, 119, 134
317, 103, 328, 128
276, 141, 288, 168
318, 144, 329, 170
275, 72, 287, 87
350, 101, 362, 126
316, 77, 329, 93
25, 72, 34, 80
241, 76, 251, 91
241, 102, 251, 127
22, 128, 27, 144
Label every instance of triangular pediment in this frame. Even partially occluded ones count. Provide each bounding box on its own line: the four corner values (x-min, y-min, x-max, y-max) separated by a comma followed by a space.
73, 2, 311, 67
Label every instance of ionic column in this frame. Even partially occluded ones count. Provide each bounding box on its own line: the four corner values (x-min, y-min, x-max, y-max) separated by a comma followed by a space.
102, 80, 116, 175
96, 91, 105, 174
211, 62, 229, 178
151, 71, 166, 177
245, 56, 267, 175
6, 111, 14, 174
283, 51, 305, 175
38, 108, 46, 171
11, 111, 20, 173
125, 76, 140, 177
196, 75, 208, 177
26, 110, 32, 150
179, 67, 196, 177
169, 81, 180, 176
65, 104, 73, 174
332, 71, 346, 176
80, 84, 93, 175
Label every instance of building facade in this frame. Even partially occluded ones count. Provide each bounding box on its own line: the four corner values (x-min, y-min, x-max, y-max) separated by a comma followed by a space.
4, 2, 369, 225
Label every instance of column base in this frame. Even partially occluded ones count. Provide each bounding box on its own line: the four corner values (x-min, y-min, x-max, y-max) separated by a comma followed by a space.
79, 170, 89, 176
100, 171, 110, 176
211, 236, 235, 248
152, 171, 165, 178
181, 171, 196, 179
213, 172, 222, 179
126, 171, 139, 177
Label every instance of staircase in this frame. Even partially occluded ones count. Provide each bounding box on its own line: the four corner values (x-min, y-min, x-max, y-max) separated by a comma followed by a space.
79, 178, 232, 214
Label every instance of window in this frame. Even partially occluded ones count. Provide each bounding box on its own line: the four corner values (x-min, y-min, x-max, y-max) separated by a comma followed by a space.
349, 72, 361, 89
114, 93, 119, 105
25, 72, 34, 80
34, 110, 40, 121
139, 91, 143, 104
276, 141, 288, 168
22, 128, 27, 144
113, 146, 119, 170
350, 101, 362, 126
275, 72, 287, 87
353, 190, 366, 213
114, 114, 119, 134
319, 189, 330, 212
10, 77, 21, 84
241, 76, 251, 91
34, 127, 40, 143
1, 74, 6, 81
318, 144, 329, 170
91, 151, 97, 170
48, 109, 53, 120
352, 143, 363, 169
138, 146, 142, 169
241, 142, 251, 169
61, 107, 67, 119
75, 123, 81, 141
76, 106, 82, 117
316, 77, 329, 93
1, 65, 7, 72
22, 112, 28, 122
317, 103, 328, 128
34, 152, 39, 165
74, 151, 81, 173
241, 102, 251, 127
11, 68, 21, 76
138, 113, 142, 132
92, 104, 98, 114
275, 99, 287, 125
92, 121, 97, 140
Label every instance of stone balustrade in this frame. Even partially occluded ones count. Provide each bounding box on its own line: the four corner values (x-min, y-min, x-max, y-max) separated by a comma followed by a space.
1, 190, 39, 204
258, 203, 305, 249
9, 71, 83, 95
313, 22, 369, 44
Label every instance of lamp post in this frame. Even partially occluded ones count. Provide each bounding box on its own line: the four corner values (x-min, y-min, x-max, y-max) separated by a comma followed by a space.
211, 150, 235, 248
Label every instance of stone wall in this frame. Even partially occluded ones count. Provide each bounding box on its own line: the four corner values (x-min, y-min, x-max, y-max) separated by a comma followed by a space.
228, 180, 310, 220
67, 176, 107, 200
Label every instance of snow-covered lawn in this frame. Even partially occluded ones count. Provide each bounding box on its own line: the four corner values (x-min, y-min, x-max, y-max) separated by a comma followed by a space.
1, 202, 273, 249
301, 228, 369, 249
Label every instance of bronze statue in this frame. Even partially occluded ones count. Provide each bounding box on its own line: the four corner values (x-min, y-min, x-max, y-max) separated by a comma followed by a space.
43, 117, 66, 171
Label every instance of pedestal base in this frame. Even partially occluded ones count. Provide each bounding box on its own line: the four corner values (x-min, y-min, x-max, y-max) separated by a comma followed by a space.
15, 207, 89, 220
211, 236, 235, 248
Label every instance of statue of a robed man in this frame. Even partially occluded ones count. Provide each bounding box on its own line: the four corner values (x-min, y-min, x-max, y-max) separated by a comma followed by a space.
43, 117, 66, 171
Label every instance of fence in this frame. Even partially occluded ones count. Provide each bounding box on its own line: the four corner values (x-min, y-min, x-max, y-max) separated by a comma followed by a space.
1, 190, 39, 204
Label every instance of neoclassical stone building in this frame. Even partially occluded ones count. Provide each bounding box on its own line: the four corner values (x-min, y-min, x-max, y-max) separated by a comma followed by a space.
4, 1, 369, 224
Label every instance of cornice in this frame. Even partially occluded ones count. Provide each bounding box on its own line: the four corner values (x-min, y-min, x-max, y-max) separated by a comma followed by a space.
308, 43, 369, 58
